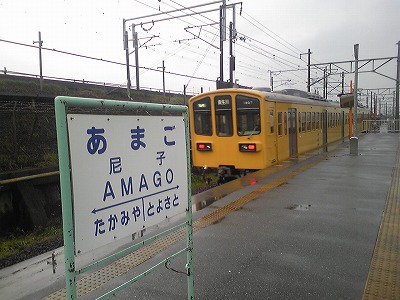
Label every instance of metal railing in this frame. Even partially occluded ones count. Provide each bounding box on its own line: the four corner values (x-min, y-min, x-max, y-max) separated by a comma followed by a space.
362, 119, 400, 133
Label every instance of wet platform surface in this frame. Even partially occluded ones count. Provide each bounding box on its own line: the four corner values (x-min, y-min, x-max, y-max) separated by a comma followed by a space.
2, 133, 399, 299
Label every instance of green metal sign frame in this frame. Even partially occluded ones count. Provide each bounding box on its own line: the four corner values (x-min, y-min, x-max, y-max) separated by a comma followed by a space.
55, 96, 194, 299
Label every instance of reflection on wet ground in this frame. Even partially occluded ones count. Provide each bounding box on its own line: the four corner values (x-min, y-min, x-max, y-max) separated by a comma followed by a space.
192, 140, 347, 211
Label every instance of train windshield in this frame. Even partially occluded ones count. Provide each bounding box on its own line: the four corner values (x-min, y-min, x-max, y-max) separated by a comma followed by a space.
193, 97, 212, 136
214, 95, 233, 136
236, 95, 261, 136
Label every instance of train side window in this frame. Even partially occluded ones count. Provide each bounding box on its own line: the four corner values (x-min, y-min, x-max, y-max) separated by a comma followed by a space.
277, 112, 283, 136
316, 112, 320, 129
307, 112, 311, 131
270, 110, 275, 133
298, 113, 301, 133
236, 95, 261, 136
215, 95, 233, 136
302, 112, 306, 132
193, 97, 212, 136
312, 112, 315, 130
284, 112, 288, 135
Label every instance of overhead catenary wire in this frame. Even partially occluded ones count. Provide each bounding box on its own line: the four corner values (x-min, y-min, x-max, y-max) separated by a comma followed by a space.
133, 0, 307, 75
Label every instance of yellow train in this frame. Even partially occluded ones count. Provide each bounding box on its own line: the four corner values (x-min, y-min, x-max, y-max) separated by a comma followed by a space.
189, 88, 368, 182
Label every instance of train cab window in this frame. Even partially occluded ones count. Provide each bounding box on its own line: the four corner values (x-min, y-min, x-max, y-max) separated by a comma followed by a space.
307, 112, 311, 131
193, 97, 212, 136
236, 95, 261, 136
270, 110, 274, 133
215, 95, 233, 136
298, 113, 301, 133
284, 112, 288, 135
277, 112, 283, 136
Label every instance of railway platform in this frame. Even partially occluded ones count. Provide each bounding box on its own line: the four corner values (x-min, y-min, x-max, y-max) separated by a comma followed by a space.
1, 132, 399, 299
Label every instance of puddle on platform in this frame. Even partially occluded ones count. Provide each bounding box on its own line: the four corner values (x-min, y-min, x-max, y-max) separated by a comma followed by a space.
285, 204, 311, 211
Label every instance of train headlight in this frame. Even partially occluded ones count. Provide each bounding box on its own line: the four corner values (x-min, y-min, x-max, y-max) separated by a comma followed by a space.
239, 143, 257, 152
197, 143, 212, 151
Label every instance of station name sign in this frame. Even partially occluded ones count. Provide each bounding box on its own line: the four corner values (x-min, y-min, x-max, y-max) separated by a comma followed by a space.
67, 114, 188, 254
339, 93, 354, 108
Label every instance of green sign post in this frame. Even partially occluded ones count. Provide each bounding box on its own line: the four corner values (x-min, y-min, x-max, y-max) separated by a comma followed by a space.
55, 96, 194, 299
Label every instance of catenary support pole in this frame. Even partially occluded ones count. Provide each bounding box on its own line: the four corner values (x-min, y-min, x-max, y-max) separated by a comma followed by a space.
229, 21, 234, 85
307, 49, 311, 92
350, 44, 359, 156
183, 84, 187, 105
323, 68, 327, 98
371, 91, 373, 118
270, 74, 274, 91
396, 41, 400, 128
133, 25, 140, 90
219, 5, 224, 83
123, 21, 131, 98
341, 71, 345, 94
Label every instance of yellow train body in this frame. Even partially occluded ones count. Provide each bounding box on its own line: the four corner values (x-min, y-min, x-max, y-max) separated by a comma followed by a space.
189, 88, 368, 171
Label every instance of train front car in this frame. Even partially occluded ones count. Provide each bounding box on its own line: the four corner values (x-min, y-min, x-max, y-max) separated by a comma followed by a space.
189, 89, 267, 183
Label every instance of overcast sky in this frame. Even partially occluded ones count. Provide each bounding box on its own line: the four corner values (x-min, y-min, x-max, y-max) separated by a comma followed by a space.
1, 0, 399, 101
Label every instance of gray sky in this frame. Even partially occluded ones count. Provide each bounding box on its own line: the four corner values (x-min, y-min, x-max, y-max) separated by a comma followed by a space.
1, 0, 399, 100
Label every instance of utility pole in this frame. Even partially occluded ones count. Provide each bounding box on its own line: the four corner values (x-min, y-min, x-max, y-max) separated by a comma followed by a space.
33, 31, 43, 91
394, 91, 396, 119
350, 44, 359, 156
158, 60, 166, 96
133, 25, 140, 90
396, 41, 400, 128
123, 21, 131, 98
229, 21, 235, 85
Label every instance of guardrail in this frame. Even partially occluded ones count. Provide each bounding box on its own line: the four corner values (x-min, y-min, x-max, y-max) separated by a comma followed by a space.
362, 119, 400, 133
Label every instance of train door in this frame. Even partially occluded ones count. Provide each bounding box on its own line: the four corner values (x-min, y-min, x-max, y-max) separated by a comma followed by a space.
322, 110, 328, 151
341, 111, 345, 138
266, 102, 277, 164
288, 108, 297, 156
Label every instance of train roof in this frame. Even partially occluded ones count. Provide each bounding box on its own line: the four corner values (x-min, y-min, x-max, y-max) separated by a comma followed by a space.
190, 88, 341, 108
261, 91, 340, 108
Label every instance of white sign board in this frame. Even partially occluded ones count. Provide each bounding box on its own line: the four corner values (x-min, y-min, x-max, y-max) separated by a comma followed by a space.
67, 114, 188, 254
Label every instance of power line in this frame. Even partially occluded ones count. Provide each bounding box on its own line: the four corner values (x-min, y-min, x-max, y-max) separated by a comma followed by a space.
0, 38, 215, 83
